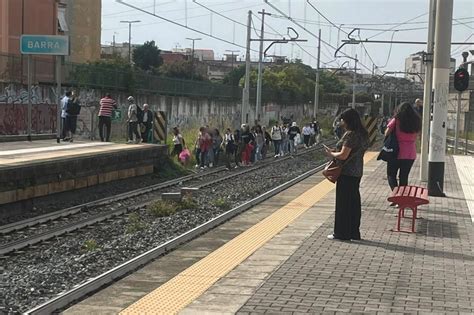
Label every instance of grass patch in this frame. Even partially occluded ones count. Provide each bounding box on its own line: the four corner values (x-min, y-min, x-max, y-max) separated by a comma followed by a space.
177, 198, 198, 210
126, 212, 146, 233
148, 200, 179, 217
82, 239, 99, 252
212, 198, 232, 211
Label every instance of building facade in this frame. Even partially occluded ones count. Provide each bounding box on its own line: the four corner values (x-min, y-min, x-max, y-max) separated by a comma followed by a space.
0, 0, 100, 76
405, 51, 456, 83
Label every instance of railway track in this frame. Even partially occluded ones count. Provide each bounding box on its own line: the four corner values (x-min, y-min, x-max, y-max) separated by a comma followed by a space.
24, 157, 329, 315
0, 141, 333, 256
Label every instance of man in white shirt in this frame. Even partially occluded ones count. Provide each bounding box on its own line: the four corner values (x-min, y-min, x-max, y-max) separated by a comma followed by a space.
61, 91, 72, 140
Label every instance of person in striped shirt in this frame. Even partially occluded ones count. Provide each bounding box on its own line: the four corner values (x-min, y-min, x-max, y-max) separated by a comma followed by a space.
98, 93, 117, 142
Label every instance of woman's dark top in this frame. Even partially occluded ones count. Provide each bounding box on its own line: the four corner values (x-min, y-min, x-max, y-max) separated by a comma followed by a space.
336, 130, 369, 177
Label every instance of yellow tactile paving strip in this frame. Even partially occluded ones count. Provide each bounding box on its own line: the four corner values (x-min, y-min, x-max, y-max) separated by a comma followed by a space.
121, 152, 378, 315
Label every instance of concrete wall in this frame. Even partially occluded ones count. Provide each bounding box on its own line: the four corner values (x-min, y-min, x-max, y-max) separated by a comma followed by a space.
0, 82, 320, 139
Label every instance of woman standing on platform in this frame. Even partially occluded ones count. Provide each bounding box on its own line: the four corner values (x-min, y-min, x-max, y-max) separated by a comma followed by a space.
324, 108, 369, 241
385, 102, 421, 191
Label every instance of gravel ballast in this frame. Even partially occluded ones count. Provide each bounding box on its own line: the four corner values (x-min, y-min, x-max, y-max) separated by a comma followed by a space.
1, 151, 325, 313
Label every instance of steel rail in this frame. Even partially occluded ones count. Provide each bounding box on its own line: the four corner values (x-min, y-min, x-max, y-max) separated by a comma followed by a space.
0, 167, 226, 234
24, 161, 328, 315
0, 142, 332, 255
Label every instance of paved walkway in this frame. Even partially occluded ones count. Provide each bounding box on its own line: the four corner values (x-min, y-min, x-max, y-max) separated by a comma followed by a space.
183, 156, 474, 314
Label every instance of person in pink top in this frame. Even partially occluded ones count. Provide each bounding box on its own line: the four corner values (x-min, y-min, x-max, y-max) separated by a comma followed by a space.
385, 102, 421, 190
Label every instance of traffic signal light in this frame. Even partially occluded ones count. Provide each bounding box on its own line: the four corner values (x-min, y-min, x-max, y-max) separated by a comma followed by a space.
454, 68, 469, 92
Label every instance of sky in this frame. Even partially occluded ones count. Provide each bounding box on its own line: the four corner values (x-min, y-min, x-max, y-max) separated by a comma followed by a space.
101, 0, 474, 75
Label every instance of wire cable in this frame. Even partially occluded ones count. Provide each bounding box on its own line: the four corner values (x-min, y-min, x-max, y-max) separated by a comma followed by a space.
378, 31, 398, 68
264, 0, 373, 73
115, 1, 259, 52
366, 12, 428, 39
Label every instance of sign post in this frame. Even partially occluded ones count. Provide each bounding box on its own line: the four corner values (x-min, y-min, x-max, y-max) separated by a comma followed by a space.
20, 35, 69, 143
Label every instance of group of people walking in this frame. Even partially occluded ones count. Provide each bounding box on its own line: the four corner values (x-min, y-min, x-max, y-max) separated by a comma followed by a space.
172, 120, 321, 170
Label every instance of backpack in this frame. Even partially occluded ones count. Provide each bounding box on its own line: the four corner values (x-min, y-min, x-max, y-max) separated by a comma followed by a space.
66, 99, 81, 115
136, 105, 144, 123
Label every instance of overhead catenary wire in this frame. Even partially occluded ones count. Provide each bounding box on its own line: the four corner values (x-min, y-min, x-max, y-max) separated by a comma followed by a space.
102, 4, 263, 31
115, 1, 259, 53
366, 12, 428, 39
264, 0, 374, 73
192, 0, 281, 37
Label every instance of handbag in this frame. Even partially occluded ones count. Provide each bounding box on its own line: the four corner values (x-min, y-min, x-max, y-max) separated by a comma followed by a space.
322, 159, 343, 183
377, 123, 399, 162
323, 148, 360, 183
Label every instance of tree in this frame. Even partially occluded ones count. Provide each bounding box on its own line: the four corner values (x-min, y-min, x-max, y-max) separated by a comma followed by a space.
244, 61, 346, 103
223, 65, 245, 86
132, 40, 163, 73
159, 60, 205, 81
70, 56, 135, 92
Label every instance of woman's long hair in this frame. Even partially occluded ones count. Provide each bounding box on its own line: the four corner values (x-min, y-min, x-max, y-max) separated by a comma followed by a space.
340, 108, 369, 139
395, 102, 421, 133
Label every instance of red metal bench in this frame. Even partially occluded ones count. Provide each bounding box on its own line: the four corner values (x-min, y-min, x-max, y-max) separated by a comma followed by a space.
387, 185, 429, 233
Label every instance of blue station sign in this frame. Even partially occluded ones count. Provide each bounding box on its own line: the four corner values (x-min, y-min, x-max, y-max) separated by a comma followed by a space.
20, 35, 69, 55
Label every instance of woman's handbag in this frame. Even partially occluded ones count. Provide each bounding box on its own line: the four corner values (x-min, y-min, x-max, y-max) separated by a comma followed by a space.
377, 126, 399, 162
322, 159, 342, 183
322, 147, 360, 183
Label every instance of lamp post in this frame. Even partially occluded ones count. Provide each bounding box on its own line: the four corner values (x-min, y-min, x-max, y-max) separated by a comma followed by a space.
186, 37, 202, 80
120, 20, 140, 64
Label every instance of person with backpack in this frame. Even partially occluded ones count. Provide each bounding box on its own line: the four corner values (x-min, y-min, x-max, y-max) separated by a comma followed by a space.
280, 124, 289, 156
288, 122, 301, 154
222, 128, 236, 170
64, 91, 81, 142
240, 124, 254, 166
126, 96, 141, 144
98, 93, 117, 142
270, 122, 282, 157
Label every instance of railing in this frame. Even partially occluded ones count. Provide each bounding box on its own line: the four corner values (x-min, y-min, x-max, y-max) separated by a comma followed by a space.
0, 53, 242, 99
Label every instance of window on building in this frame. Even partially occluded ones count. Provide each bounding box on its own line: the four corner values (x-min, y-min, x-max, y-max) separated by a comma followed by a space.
58, 6, 69, 32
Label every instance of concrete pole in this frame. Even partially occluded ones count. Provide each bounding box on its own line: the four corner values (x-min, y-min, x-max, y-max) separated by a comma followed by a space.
56, 56, 62, 143
313, 29, 321, 118
27, 55, 32, 141
242, 10, 252, 125
352, 55, 357, 109
256, 9, 265, 123
128, 23, 132, 64
454, 92, 461, 154
428, 0, 453, 197
420, 0, 436, 181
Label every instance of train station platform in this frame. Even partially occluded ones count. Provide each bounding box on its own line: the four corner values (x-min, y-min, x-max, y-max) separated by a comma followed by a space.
64, 153, 474, 314
0, 140, 167, 209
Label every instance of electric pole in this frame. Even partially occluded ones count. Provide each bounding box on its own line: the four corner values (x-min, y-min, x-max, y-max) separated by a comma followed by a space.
186, 37, 202, 80
313, 28, 321, 118
120, 20, 140, 64
352, 54, 357, 109
420, 0, 436, 182
256, 9, 269, 123
428, 0, 453, 197
242, 10, 252, 125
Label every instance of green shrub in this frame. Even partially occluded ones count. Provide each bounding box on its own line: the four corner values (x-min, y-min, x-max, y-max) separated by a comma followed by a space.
148, 200, 179, 217
126, 212, 146, 233
177, 198, 198, 210
82, 239, 98, 251
212, 198, 232, 211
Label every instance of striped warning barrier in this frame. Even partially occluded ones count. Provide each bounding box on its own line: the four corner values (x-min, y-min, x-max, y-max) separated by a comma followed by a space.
153, 111, 167, 143
363, 116, 378, 145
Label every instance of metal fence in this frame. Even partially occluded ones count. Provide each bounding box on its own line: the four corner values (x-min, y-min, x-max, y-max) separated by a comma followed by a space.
0, 53, 242, 99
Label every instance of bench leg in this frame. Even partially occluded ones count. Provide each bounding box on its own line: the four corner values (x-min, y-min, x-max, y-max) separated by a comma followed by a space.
396, 207, 403, 231
411, 207, 418, 233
